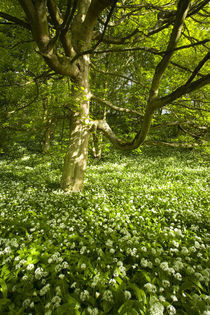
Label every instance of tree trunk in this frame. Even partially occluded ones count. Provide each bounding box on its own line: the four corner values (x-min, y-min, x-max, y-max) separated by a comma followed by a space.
42, 118, 57, 153
92, 130, 103, 159
61, 57, 90, 192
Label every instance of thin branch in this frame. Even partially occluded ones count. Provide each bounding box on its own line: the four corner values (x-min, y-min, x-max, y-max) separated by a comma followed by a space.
91, 95, 144, 118
170, 61, 204, 77
0, 11, 31, 29
172, 101, 210, 112
185, 52, 209, 85
90, 64, 139, 84
8, 80, 39, 114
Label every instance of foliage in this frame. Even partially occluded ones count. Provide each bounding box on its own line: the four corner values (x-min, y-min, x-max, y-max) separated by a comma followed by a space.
0, 148, 209, 314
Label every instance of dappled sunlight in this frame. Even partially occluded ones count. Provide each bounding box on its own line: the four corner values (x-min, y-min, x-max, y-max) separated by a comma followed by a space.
0, 148, 209, 314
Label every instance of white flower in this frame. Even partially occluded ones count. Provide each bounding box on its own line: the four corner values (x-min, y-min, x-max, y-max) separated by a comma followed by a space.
162, 280, 170, 288
113, 270, 119, 277
155, 258, 161, 265
173, 260, 184, 271
62, 261, 69, 269
4, 246, 12, 254
119, 265, 126, 277
35, 267, 45, 280
174, 273, 182, 281
160, 262, 169, 271
52, 295, 61, 308
167, 305, 176, 314
40, 284, 50, 296
171, 295, 178, 302
141, 246, 147, 252
22, 275, 28, 281
59, 274, 65, 279
150, 302, 164, 315
148, 261, 153, 269
80, 246, 86, 254
181, 247, 188, 255
87, 307, 99, 315
56, 286, 61, 295
124, 290, 132, 300
23, 298, 31, 308
81, 263, 86, 270
103, 290, 113, 302
80, 290, 89, 302
194, 241, 200, 249
159, 295, 166, 302
109, 278, 116, 285
27, 264, 34, 271
144, 283, 157, 293
105, 239, 113, 247
110, 248, 115, 254
30, 302, 34, 308
141, 258, 148, 268
172, 240, 179, 248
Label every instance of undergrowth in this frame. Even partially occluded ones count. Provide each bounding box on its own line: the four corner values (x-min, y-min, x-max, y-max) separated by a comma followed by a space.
0, 147, 209, 314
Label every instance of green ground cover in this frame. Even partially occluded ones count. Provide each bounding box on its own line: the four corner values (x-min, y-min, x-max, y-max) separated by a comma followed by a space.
0, 147, 209, 314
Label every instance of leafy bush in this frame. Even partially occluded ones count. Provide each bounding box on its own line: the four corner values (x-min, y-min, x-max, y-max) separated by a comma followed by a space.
0, 148, 209, 314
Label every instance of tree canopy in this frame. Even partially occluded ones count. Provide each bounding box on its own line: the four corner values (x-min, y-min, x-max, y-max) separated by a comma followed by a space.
0, 0, 209, 190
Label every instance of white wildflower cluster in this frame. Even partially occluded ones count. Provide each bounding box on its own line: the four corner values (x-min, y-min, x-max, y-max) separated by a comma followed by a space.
173, 259, 184, 271
80, 246, 87, 254
15, 259, 27, 270
124, 290, 132, 300
141, 258, 153, 268
102, 290, 113, 303
87, 306, 99, 315
80, 290, 89, 302
144, 283, 157, 293
51, 295, 61, 309
35, 267, 48, 280
167, 305, 176, 314
81, 263, 86, 270
91, 274, 101, 288
162, 280, 170, 288
40, 284, 50, 296
126, 247, 138, 257
27, 264, 35, 271
48, 252, 62, 264
149, 302, 164, 315
109, 278, 116, 286
105, 239, 113, 247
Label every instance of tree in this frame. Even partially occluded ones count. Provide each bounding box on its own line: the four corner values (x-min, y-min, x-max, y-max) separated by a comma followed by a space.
0, 0, 209, 191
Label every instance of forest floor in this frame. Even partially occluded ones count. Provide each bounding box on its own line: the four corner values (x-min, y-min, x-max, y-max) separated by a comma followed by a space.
0, 146, 209, 314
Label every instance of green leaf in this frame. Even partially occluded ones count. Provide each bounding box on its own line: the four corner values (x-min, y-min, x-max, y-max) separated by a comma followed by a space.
0, 278, 8, 298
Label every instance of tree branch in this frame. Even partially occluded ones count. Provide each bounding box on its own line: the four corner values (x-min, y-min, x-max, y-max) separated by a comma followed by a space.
155, 74, 210, 109
90, 64, 140, 84
0, 11, 31, 29
92, 95, 144, 118
148, 0, 192, 103
170, 61, 204, 77
185, 52, 209, 85
70, 0, 117, 63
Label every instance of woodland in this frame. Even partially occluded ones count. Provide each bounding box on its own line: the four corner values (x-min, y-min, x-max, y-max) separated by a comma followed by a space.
0, 0, 209, 314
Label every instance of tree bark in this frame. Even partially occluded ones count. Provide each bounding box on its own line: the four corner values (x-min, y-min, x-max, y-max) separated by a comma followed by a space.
61, 56, 91, 192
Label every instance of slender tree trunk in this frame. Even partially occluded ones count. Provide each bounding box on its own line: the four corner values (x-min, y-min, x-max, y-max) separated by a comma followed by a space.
42, 117, 57, 153
92, 130, 103, 159
61, 57, 90, 192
